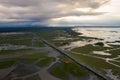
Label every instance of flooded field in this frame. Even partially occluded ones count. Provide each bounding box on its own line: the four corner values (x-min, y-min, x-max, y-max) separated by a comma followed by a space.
63, 28, 120, 80
0, 27, 120, 80
73, 28, 120, 42
0, 29, 103, 80
61, 28, 120, 49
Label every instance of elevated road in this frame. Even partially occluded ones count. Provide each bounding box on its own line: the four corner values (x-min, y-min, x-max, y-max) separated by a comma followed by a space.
40, 38, 110, 80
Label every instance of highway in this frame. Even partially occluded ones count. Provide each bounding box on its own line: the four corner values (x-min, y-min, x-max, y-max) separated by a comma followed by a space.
40, 38, 110, 80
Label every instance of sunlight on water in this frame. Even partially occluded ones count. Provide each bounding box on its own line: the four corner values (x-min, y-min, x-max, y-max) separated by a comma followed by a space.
61, 40, 100, 50
61, 28, 120, 50
92, 51, 111, 56
73, 28, 120, 42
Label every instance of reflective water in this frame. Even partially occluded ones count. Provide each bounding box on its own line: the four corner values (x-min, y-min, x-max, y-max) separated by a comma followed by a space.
61, 40, 100, 50
61, 28, 120, 50
73, 28, 120, 42
92, 51, 111, 56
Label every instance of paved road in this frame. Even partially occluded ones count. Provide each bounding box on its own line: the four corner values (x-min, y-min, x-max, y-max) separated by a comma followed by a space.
40, 37, 110, 80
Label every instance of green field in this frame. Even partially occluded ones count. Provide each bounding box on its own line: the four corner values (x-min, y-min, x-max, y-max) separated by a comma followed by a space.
18, 52, 48, 64
19, 52, 48, 64
33, 41, 45, 47
37, 57, 56, 67
50, 63, 89, 80
0, 49, 32, 55
109, 60, 120, 66
0, 60, 18, 69
0, 28, 120, 80
106, 49, 120, 58
49, 56, 90, 80
70, 52, 120, 75
71, 44, 111, 54
19, 52, 47, 59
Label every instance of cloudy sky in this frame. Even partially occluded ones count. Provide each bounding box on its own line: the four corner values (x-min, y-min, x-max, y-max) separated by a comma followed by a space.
0, 0, 120, 26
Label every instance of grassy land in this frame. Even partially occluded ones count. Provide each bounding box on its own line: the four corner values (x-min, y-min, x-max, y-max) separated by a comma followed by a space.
106, 49, 120, 58
13, 68, 35, 77
0, 39, 45, 47
50, 63, 89, 80
4, 39, 32, 46
19, 52, 47, 59
50, 57, 89, 80
19, 52, 47, 64
108, 44, 120, 48
34, 41, 45, 47
0, 34, 33, 46
0, 60, 18, 69
50, 63, 68, 80
24, 59, 38, 64
37, 57, 56, 67
71, 44, 111, 54
24, 75, 41, 80
64, 62, 88, 76
109, 60, 120, 66
70, 52, 120, 76
0, 49, 32, 55
13, 79, 21, 80
0, 33, 32, 40
115, 58, 120, 61
0, 33, 45, 47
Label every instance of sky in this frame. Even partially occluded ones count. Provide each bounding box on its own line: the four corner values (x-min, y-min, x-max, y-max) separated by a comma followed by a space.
0, 0, 120, 26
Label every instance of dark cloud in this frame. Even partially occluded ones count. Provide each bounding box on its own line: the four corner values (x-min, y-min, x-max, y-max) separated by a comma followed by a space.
0, 0, 40, 7
0, 0, 110, 26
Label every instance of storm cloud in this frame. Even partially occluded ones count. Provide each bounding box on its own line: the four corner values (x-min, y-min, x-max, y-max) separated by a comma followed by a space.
0, 0, 112, 26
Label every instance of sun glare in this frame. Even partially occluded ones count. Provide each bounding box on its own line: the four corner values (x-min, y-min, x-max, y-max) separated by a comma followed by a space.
75, 8, 91, 13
